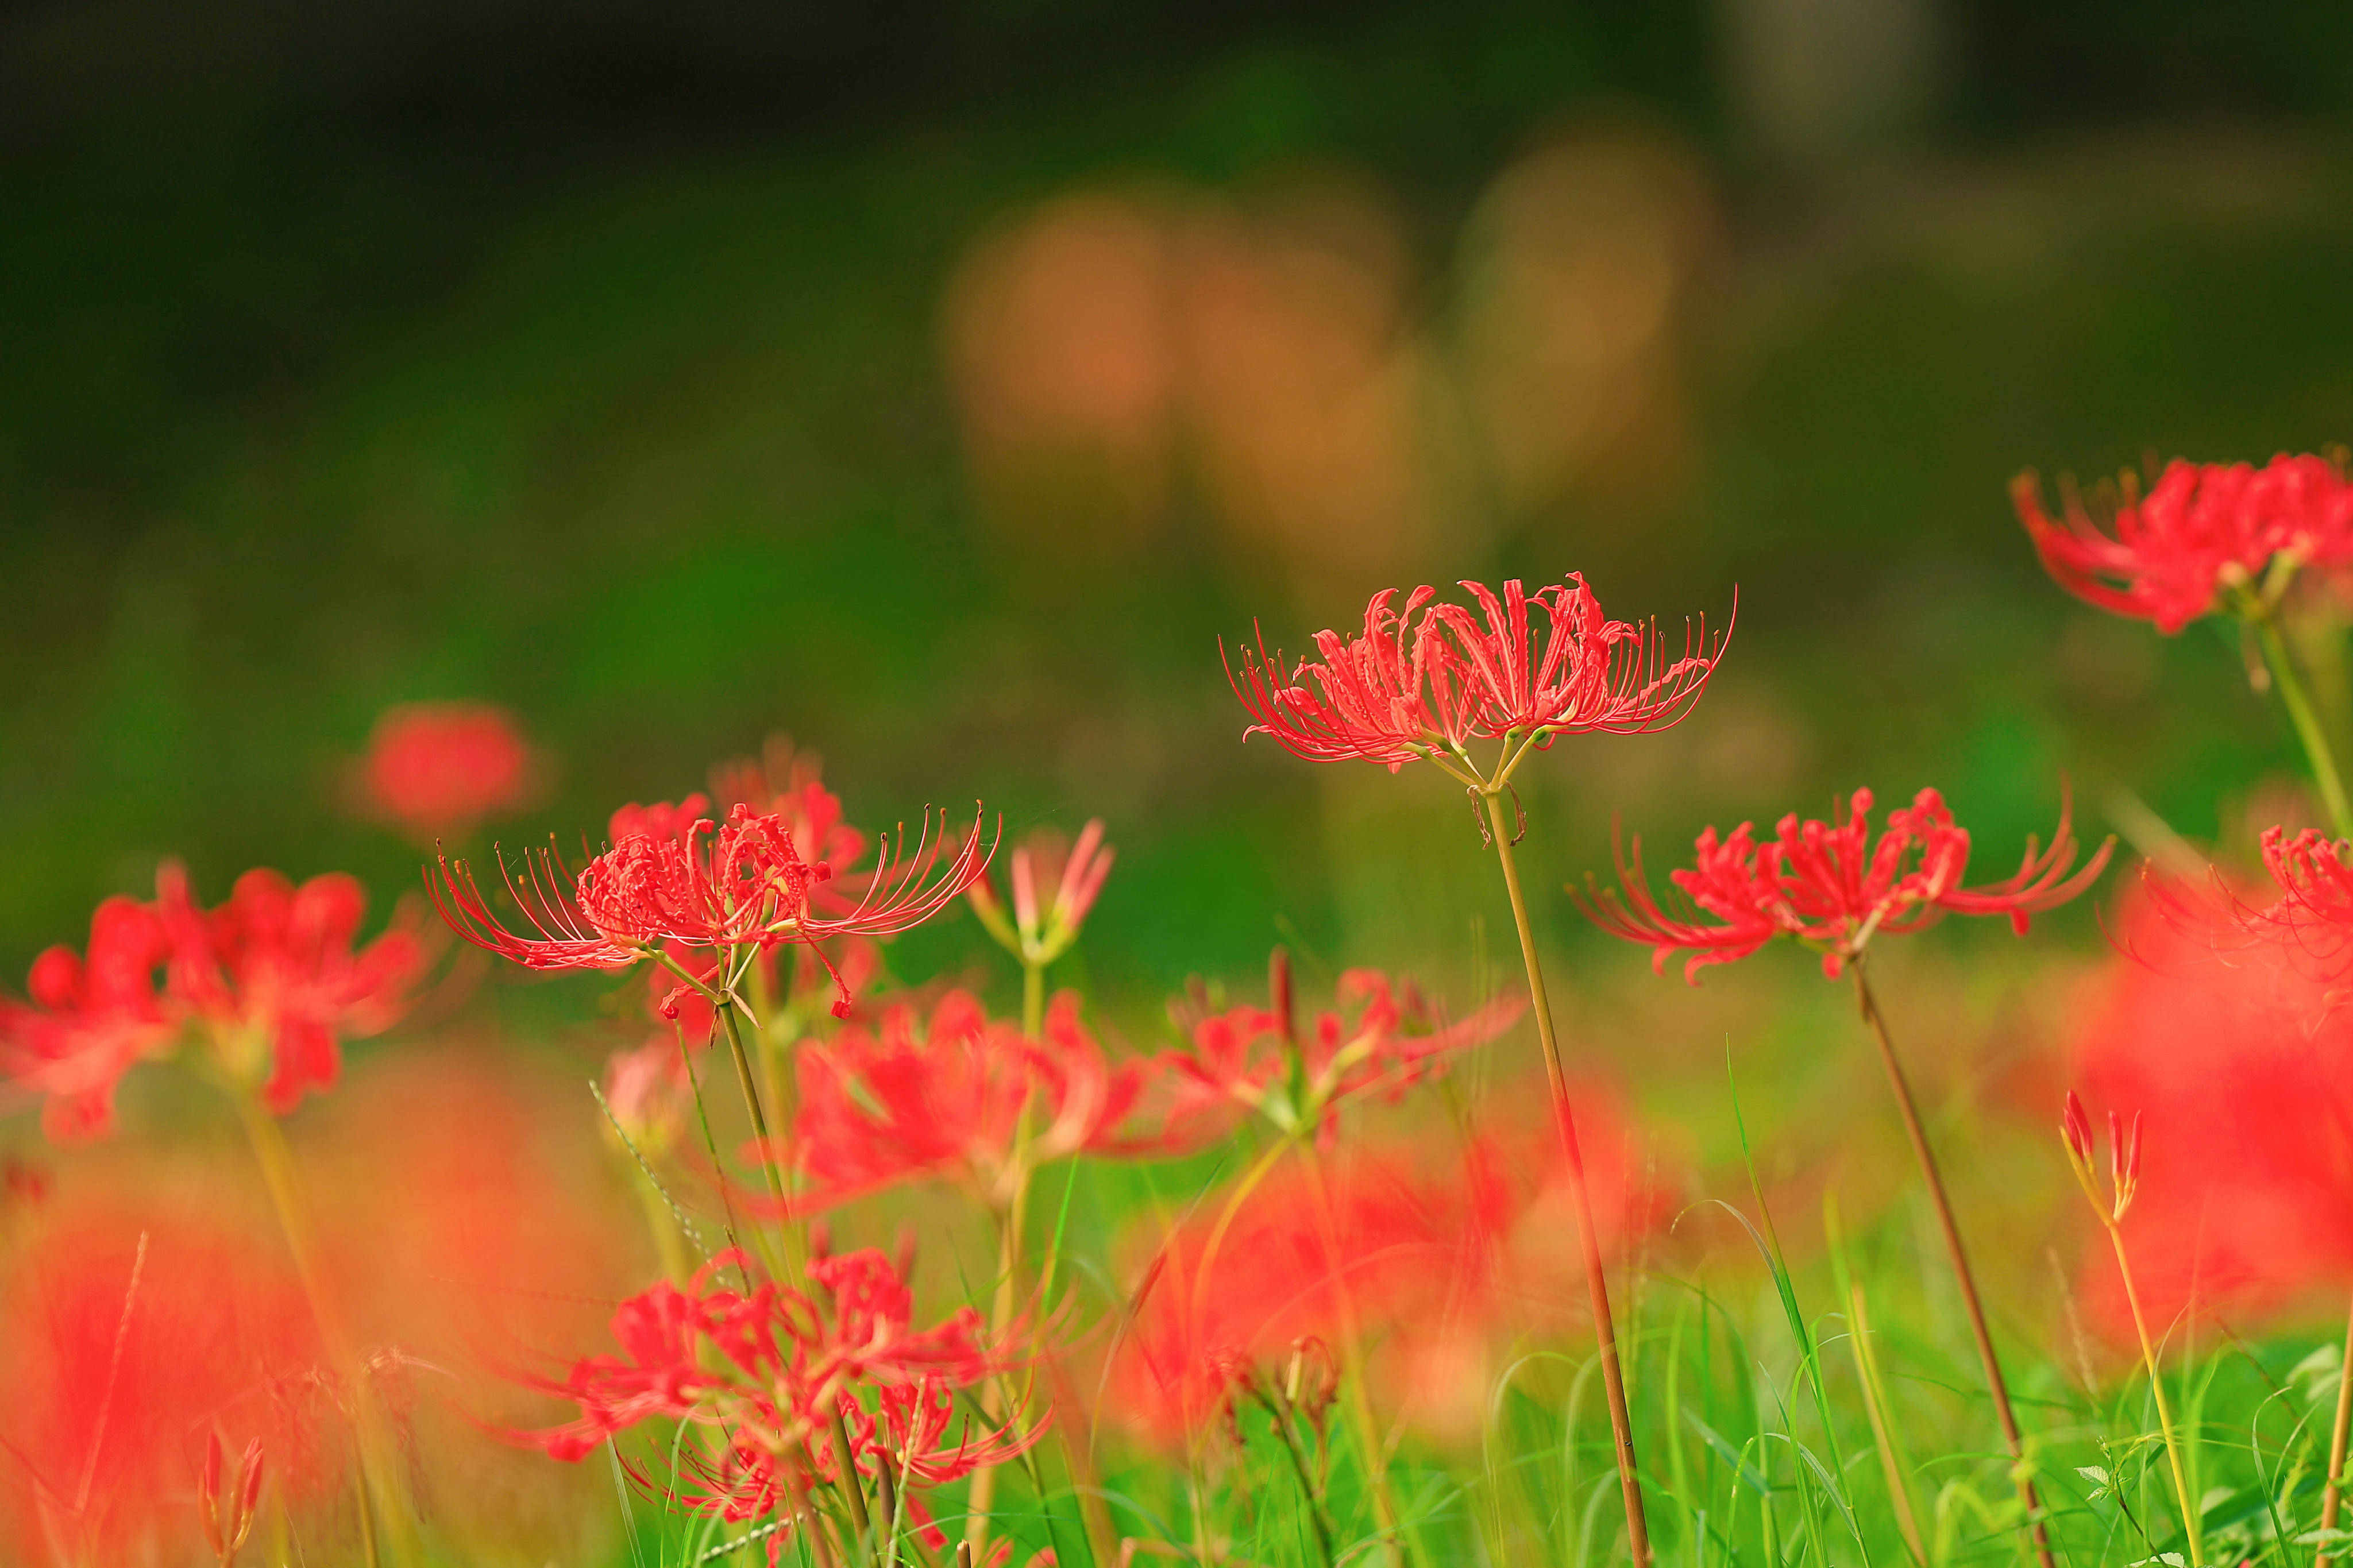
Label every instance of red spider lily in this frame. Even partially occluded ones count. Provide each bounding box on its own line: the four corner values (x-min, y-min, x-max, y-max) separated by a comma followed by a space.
430, 802, 991, 1015
357, 701, 532, 840
523, 1248, 1031, 1555
786, 988, 1150, 1211
1114, 1107, 1655, 1446
0, 897, 176, 1141
2013, 453, 2353, 634
968, 818, 1116, 967
1226, 577, 1729, 773
1580, 786, 2112, 981
2068, 872, 2353, 1333
1, 865, 421, 1136
2059, 1089, 2143, 1225
156, 864, 425, 1114
1423, 575, 1730, 744
1155, 957, 1523, 1141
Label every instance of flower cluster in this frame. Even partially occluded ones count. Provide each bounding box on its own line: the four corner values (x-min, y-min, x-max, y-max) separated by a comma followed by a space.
788, 988, 1156, 1212
524, 1247, 1031, 1554
1581, 786, 2112, 980
2012, 453, 2353, 634
1228, 576, 1729, 772
431, 798, 988, 1016
1155, 958, 1523, 1141
0, 866, 423, 1140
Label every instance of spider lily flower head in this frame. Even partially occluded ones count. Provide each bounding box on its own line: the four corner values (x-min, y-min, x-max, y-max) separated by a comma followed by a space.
1155, 956, 1523, 1142
357, 701, 533, 841
1423, 574, 1732, 747
522, 1247, 1031, 1554
784, 988, 1152, 1214
1226, 576, 1731, 777
156, 863, 426, 1114
0, 897, 176, 1141
967, 818, 1116, 968
2012, 453, 2353, 634
1579, 785, 2113, 982
1, 864, 421, 1138
430, 802, 993, 1017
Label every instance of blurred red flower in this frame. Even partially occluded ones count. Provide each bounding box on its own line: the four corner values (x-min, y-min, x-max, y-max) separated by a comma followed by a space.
788, 988, 1148, 1211
2013, 454, 2353, 634
0, 898, 176, 1141
0, 1197, 330, 1566
358, 702, 533, 840
523, 1248, 1031, 1554
1580, 786, 2111, 981
1113, 1100, 1656, 1447
2069, 871, 2353, 1331
157, 864, 425, 1115
1, 865, 422, 1138
1226, 576, 1727, 772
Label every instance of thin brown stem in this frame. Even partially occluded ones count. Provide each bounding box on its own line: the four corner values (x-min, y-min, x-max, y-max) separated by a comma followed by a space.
1482, 787, 1650, 1568
1850, 963, 2054, 1568
2320, 1295, 2353, 1568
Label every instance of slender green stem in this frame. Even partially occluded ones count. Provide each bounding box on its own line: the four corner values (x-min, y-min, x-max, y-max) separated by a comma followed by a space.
1296, 1146, 1409, 1568
2319, 1297, 2353, 1568
1480, 786, 1652, 1568
2255, 610, 2353, 839
1255, 1388, 1338, 1568
1850, 963, 2055, 1568
236, 1096, 400, 1568
831, 1403, 875, 1562
2105, 1220, 2201, 1561
718, 997, 803, 1284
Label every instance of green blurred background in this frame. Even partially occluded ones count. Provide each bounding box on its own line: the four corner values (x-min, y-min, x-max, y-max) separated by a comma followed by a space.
5, 0, 2352, 1015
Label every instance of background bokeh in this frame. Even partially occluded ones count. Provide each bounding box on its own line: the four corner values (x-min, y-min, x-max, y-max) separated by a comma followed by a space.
5, 0, 2352, 1000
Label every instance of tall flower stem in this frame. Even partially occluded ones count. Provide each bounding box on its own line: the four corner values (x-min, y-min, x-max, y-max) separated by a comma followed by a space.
1479, 787, 1650, 1568
1850, 963, 2054, 1568
2099, 1212, 2200, 1561
2320, 1303, 2353, 1568
2255, 610, 2353, 840
235, 1095, 407, 1568
718, 997, 804, 1285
